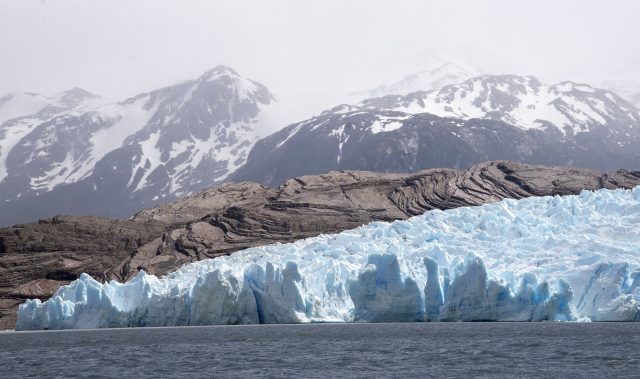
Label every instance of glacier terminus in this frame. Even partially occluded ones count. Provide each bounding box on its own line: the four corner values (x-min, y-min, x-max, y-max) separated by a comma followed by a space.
16, 187, 640, 330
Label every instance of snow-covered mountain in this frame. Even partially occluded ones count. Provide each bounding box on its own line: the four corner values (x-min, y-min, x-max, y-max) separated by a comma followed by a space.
359, 75, 640, 136
350, 62, 478, 100
0, 66, 276, 225
88, 65, 275, 200
0, 88, 102, 185
233, 75, 640, 186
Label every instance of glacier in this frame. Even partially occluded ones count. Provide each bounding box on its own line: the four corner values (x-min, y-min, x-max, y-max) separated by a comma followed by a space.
16, 187, 640, 330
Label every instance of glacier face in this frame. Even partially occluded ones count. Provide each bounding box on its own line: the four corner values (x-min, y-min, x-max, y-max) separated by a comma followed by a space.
16, 187, 640, 330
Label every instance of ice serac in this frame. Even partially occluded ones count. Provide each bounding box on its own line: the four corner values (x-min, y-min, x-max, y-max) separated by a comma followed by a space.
423, 257, 444, 321
245, 262, 307, 323
16, 187, 640, 330
349, 254, 424, 322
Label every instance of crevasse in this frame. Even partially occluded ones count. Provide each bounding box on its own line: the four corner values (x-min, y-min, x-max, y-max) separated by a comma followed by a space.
16, 187, 640, 330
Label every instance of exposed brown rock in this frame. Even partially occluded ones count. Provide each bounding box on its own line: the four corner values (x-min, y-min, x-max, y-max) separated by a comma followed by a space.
1, 160, 639, 329
0, 216, 167, 329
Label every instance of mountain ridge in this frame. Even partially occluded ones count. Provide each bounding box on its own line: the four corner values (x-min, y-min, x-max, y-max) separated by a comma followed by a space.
233, 75, 640, 187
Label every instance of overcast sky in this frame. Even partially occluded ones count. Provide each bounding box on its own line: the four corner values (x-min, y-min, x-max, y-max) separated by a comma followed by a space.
1, 0, 639, 101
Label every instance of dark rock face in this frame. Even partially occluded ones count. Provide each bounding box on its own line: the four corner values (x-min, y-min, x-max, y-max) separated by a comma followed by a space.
232, 107, 640, 187
0, 216, 167, 329
1, 160, 639, 329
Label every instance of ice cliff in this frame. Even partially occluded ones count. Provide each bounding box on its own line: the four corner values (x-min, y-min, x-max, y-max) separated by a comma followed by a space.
16, 187, 640, 329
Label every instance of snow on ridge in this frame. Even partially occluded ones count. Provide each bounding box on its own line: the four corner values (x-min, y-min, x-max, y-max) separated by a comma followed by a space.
0, 117, 45, 183
16, 186, 640, 330
363, 75, 640, 135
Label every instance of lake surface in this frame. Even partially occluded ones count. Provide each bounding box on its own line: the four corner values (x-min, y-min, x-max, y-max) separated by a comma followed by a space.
1, 323, 639, 378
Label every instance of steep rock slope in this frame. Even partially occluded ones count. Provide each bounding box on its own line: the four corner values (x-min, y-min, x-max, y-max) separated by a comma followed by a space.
1, 161, 639, 328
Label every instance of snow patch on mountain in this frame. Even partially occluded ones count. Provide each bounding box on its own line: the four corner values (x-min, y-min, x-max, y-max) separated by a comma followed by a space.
0, 117, 44, 183
87, 96, 162, 174
369, 115, 410, 134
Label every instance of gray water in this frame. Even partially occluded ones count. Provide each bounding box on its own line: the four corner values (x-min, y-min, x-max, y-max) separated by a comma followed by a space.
1, 323, 639, 378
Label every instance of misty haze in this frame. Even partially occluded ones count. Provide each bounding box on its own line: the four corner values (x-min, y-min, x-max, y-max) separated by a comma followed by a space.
1, 1, 639, 378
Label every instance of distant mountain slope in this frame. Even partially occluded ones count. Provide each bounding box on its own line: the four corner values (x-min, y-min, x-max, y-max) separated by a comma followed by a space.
233, 75, 640, 186
0, 66, 276, 226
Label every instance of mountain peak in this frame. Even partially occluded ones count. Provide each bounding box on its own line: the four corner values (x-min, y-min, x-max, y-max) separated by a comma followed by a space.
199, 65, 241, 82
54, 87, 100, 105
61, 87, 100, 97
350, 62, 479, 100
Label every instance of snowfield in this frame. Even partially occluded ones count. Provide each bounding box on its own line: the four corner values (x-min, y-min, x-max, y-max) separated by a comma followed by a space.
17, 187, 640, 330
